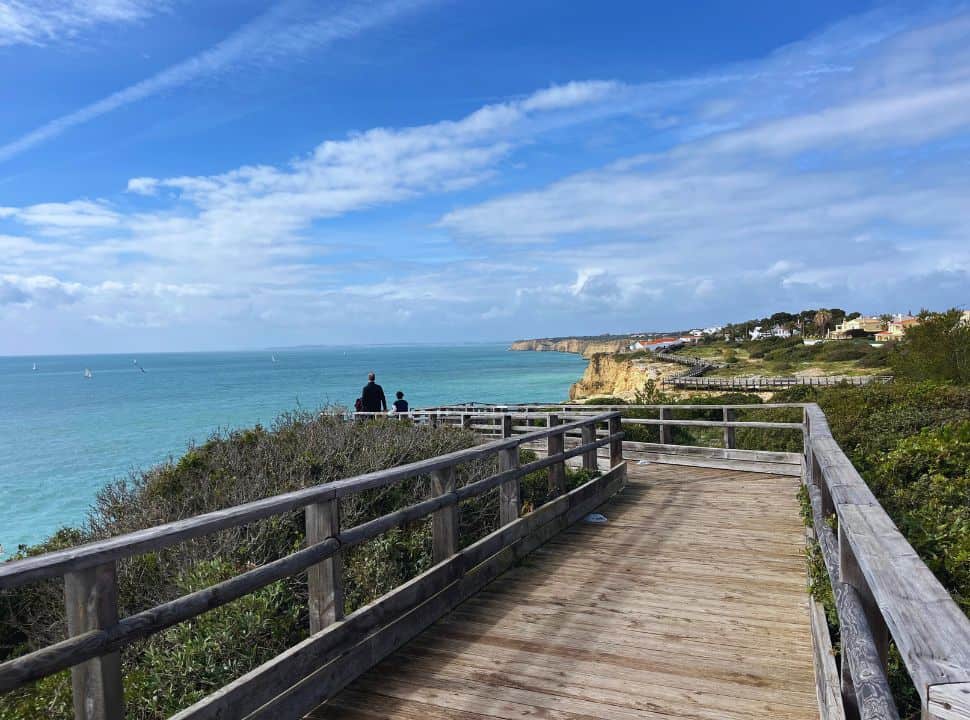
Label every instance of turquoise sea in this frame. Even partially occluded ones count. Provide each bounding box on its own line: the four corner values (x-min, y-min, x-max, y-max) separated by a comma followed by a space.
0, 344, 586, 552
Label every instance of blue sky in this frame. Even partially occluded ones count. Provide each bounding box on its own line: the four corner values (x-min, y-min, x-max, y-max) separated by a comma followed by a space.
1, 0, 968, 354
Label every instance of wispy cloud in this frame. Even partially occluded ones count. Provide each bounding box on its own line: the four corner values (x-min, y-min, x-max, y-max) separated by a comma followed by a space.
2, 6, 969, 351
0, 0, 437, 163
0, 0, 161, 47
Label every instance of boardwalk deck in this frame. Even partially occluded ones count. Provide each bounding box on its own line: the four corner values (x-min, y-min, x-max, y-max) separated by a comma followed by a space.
310, 462, 817, 720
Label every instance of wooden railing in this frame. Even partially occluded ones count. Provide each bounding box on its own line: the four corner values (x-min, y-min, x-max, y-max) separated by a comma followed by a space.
5, 403, 970, 720
411, 402, 970, 720
803, 405, 970, 720
663, 374, 892, 389
404, 404, 806, 476
0, 413, 625, 720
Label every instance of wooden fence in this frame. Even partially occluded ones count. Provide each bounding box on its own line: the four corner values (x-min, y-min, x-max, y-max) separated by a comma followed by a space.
664, 375, 893, 390
412, 402, 970, 720
0, 413, 624, 720
803, 405, 970, 720
4, 403, 970, 720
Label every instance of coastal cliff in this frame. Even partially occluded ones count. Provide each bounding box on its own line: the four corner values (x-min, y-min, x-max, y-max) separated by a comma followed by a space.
569, 353, 649, 400
509, 337, 631, 358
568, 353, 691, 400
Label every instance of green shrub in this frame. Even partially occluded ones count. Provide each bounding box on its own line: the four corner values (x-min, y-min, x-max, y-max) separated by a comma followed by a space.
1, 411, 484, 719
891, 309, 970, 384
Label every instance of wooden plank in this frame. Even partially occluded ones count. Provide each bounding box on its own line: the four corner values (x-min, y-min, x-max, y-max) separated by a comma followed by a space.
307, 500, 343, 633
624, 417, 803, 430
430, 468, 457, 563
804, 478, 899, 720
64, 563, 124, 720
810, 595, 846, 720
724, 408, 737, 449
929, 683, 970, 720
581, 423, 597, 470
838, 503, 970, 709
659, 407, 672, 444
626, 451, 801, 476
623, 441, 801, 464
547, 414, 565, 496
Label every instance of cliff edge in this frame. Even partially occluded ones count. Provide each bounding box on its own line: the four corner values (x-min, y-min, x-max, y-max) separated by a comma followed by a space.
509, 337, 631, 358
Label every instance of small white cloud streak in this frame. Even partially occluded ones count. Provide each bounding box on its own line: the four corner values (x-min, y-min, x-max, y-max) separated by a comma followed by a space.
0, 0, 437, 162
0, 0, 160, 47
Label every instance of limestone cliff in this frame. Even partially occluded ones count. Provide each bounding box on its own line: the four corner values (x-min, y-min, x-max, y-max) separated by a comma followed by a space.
568, 353, 687, 400
509, 337, 631, 358
569, 354, 646, 400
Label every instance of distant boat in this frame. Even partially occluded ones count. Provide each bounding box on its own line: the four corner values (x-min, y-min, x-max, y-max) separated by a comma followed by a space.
83, 368, 93, 379
32, 363, 36, 371
133, 359, 138, 365
271, 354, 278, 363
140, 366, 147, 373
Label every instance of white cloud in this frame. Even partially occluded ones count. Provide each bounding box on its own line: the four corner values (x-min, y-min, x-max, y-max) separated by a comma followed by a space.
9, 200, 120, 231
521, 81, 622, 112
0, 0, 161, 47
3, 7, 970, 351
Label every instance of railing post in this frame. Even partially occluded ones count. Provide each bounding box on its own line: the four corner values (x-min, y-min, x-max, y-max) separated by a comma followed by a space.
608, 414, 623, 468
659, 407, 673, 444
498, 441, 520, 525
581, 421, 597, 471
840, 530, 890, 674
501, 413, 513, 439
460, 413, 471, 431
547, 414, 565, 496
723, 408, 736, 449
64, 562, 124, 720
431, 467, 457, 563
306, 499, 343, 634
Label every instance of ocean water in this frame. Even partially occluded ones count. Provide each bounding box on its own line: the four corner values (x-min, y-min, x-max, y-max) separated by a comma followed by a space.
0, 345, 586, 552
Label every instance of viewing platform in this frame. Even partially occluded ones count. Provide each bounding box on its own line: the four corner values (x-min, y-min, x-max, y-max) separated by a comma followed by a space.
311, 461, 817, 720
1, 404, 969, 720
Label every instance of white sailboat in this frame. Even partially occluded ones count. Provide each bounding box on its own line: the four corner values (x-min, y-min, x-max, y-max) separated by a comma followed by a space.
271, 354, 278, 363
83, 368, 93, 379
32, 362, 37, 371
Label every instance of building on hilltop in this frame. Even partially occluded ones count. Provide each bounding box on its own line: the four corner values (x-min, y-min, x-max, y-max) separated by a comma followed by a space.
628, 337, 684, 352
874, 315, 920, 342
828, 315, 886, 340
749, 324, 798, 340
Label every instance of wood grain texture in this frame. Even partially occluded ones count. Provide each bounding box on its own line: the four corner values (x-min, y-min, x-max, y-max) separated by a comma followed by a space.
309, 463, 818, 720
307, 500, 343, 634
64, 563, 124, 720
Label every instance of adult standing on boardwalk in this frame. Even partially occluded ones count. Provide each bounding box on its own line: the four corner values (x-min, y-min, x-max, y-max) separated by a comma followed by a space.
360, 372, 387, 412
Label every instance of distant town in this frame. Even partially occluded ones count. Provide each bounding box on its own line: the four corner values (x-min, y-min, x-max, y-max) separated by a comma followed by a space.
624, 309, 970, 354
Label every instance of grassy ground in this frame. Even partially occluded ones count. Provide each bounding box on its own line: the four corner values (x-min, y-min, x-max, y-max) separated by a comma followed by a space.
676, 337, 892, 377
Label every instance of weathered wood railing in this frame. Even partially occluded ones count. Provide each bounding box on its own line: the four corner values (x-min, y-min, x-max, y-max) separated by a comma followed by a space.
803, 405, 970, 720
663, 374, 892, 389
401, 403, 806, 476
0, 413, 625, 720
411, 402, 970, 720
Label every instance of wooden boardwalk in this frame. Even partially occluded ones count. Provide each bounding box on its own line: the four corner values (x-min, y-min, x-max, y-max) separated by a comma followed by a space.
310, 462, 817, 720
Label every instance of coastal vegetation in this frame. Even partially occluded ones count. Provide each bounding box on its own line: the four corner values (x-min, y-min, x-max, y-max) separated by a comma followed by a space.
0, 411, 593, 719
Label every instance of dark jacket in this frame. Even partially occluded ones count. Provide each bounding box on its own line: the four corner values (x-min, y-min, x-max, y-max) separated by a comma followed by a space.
361, 381, 387, 412
393, 399, 409, 413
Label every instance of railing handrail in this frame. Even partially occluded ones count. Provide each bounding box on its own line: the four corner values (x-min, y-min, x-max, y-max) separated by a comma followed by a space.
0, 412, 617, 590
803, 403, 970, 720
0, 411, 626, 713
416, 402, 809, 411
